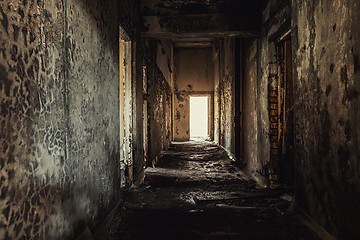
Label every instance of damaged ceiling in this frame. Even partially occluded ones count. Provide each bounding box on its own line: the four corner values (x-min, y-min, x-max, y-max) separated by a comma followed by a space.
141, 0, 268, 39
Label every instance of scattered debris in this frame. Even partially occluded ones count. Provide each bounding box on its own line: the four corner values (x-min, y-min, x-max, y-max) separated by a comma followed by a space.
96, 142, 321, 240
280, 194, 293, 202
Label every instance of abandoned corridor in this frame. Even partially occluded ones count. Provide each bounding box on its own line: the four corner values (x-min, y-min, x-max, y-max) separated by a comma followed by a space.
96, 141, 320, 240
1, 0, 360, 239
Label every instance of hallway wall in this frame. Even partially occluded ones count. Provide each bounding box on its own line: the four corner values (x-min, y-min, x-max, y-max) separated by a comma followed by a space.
213, 45, 221, 143
292, 1, 360, 239
173, 48, 214, 141
146, 40, 173, 166
216, 1, 291, 169
243, 39, 259, 172
240, 0, 290, 183
240, 0, 360, 238
0, 0, 141, 238
217, 38, 236, 153
156, 40, 173, 86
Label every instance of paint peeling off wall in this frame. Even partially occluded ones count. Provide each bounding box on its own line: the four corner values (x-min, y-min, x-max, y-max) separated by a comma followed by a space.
240, 0, 290, 179
292, 0, 360, 239
156, 40, 173, 85
0, 1, 67, 239
243, 39, 259, 173
147, 65, 172, 166
218, 38, 235, 153
213, 45, 220, 143
66, 0, 121, 233
0, 0, 137, 238
146, 40, 173, 166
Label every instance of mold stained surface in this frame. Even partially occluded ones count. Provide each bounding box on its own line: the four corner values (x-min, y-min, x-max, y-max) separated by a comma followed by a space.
292, 0, 360, 239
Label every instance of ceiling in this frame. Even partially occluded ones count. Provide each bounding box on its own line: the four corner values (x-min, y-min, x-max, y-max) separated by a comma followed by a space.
141, 0, 268, 40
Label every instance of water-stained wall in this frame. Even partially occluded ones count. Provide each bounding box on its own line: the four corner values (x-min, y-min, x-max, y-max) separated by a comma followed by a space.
292, 1, 360, 239
242, 39, 259, 172
239, 0, 290, 181
213, 45, 221, 143
0, 1, 68, 238
147, 66, 172, 166
0, 0, 138, 238
173, 48, 214, 141
65, 0, 121, 233
156, 40, 173, 86
146, 40, 173, 166
216, 38, 236, 153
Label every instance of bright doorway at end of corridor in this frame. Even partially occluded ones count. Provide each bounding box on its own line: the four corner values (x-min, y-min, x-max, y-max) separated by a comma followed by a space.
190, 96, 209, 141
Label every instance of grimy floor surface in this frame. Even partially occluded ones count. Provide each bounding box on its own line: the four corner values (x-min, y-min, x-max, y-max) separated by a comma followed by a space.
96, 141, 321, 240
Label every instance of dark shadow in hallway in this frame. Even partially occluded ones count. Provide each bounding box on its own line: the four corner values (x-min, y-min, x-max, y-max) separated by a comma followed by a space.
96, 142, 321, 240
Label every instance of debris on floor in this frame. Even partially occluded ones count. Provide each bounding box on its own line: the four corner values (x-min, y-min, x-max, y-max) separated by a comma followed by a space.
96, 141, 321, 240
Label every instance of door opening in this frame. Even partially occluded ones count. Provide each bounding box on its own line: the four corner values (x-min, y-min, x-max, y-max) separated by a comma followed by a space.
190, 96, 209, 140
267, 30, 294, 187
278, 38, 294, 185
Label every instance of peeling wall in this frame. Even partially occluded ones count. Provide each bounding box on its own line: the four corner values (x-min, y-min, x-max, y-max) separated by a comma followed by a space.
156, 39, 173, 85
256, 0, 290, 175
240, 0, 290, 177
132, 41, 145, 184
243, 39, 259, 172
147, 61, 172, 165
146, 40, 172, 166
173, 48, 214, 141
0, 0, 139, 238
66, 0, 121, 234
240, 0, 360, 238
217, 38, 235, 153
213, 45, 221, 143
292, 1, 360, 239
0, 1, 68, 238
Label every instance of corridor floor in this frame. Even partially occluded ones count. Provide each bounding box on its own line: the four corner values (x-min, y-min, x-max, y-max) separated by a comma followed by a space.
96, 141, 321, 240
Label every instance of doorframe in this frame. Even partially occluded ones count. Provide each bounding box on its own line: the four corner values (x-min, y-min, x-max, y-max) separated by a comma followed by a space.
275, 30, 294, 185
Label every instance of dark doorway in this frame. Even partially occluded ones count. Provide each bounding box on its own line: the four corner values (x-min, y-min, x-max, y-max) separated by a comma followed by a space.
277, 34, 294, 185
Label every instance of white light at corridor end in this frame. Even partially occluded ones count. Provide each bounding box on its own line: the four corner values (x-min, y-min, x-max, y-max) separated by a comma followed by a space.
190, 96, 208, 139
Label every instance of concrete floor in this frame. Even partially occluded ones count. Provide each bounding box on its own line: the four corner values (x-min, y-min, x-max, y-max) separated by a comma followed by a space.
96, 141, 321, 240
